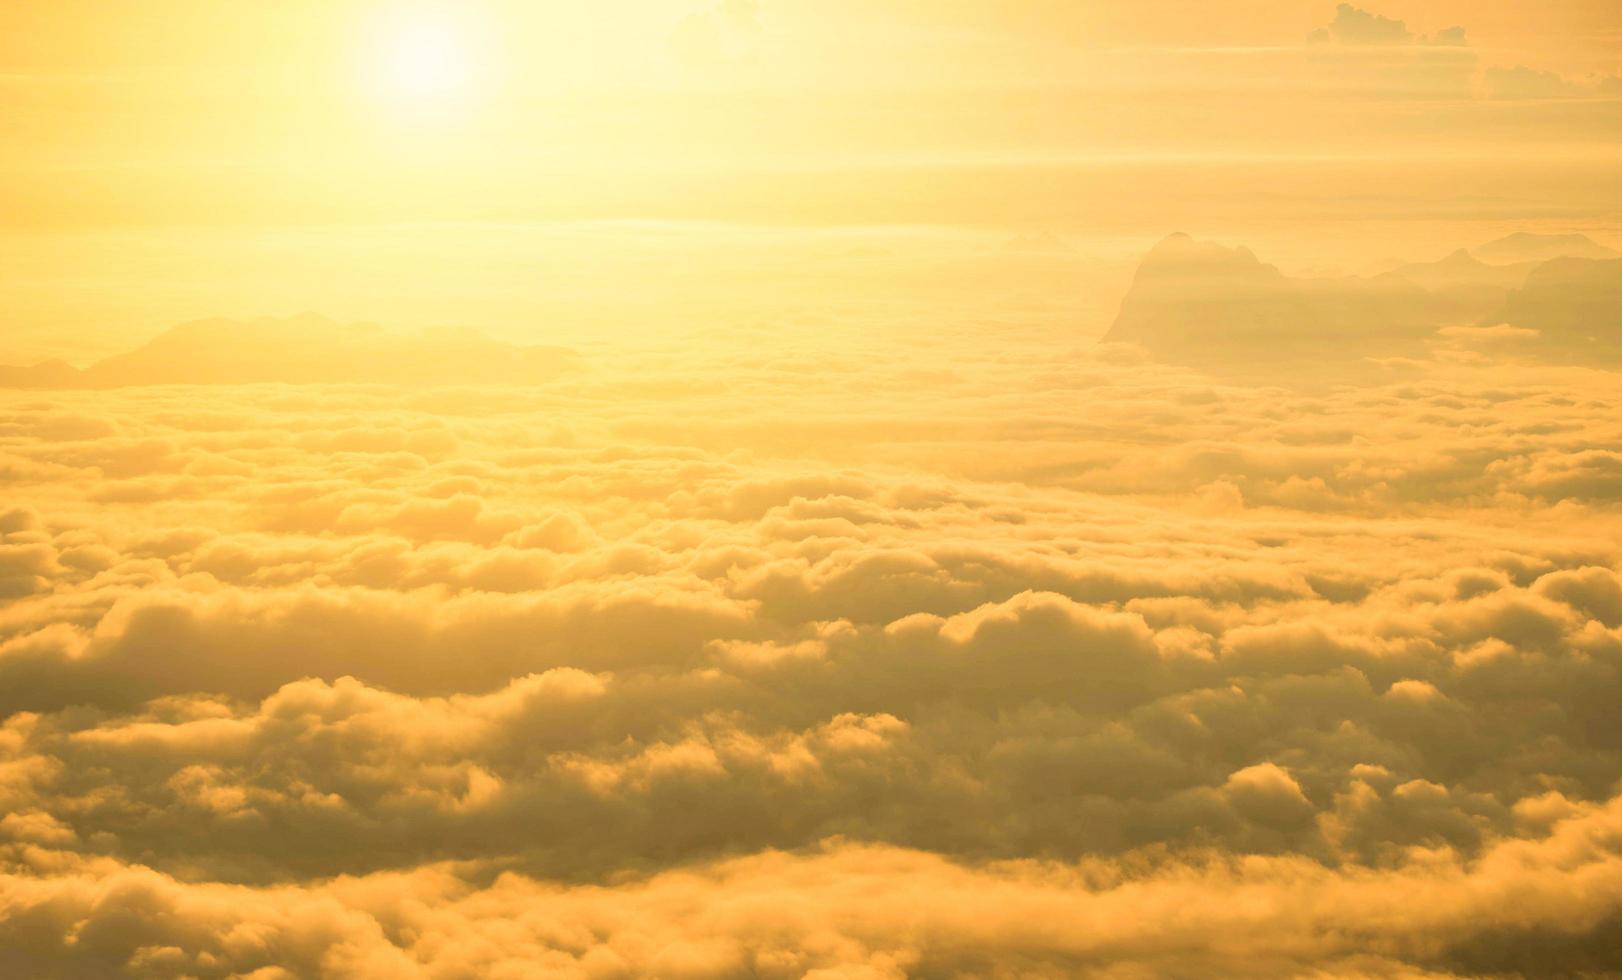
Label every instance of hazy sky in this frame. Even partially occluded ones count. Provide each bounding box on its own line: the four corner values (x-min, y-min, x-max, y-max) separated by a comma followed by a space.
4, 0, 1621, 360
5, 0, 1621, 226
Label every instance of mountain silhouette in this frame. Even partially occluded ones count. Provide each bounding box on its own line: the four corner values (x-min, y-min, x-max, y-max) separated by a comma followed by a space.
1378, 249, 1532, 292
1104, 233, 1622, 369
0, 314, 580, 388
1104, 234, 1457, 365
1493, 258, 1622, 362
1472, 233, 1619, 266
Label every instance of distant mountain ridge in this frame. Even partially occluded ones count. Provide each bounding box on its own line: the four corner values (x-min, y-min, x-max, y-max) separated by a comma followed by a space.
0, 314, 580, 388
1472, 232, 1619, 266
1104, 231, 1622, 368
1375, 249, 1533, 292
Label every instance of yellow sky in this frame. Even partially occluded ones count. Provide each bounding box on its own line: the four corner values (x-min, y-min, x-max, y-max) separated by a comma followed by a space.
1, 0, 1619, 356
4, 1, 1620, 227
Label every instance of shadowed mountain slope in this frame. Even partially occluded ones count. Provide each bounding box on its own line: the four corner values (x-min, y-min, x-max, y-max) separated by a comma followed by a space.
1494, 257, 1622, 362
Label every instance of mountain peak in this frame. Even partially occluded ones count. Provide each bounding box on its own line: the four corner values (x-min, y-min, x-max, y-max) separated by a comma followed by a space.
1104, 234, 1495, 368
1143, 233, 1264, 267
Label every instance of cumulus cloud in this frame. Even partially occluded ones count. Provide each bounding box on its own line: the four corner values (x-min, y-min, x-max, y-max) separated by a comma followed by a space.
6, 811, 1622, 977
1, 297, 1621, 973
1481, 65, 1622, 100
1307, 4, 1465, 47
1483, 65, 1584, 100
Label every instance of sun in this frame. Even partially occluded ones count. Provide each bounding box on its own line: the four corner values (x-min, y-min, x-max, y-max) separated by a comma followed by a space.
361, 5, 485, 112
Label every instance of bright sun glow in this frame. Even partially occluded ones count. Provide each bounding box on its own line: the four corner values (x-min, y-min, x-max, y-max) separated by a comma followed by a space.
362, 6, 483, 111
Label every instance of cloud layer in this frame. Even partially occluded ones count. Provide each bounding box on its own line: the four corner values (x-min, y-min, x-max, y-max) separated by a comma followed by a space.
2, 308, 1621, 974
